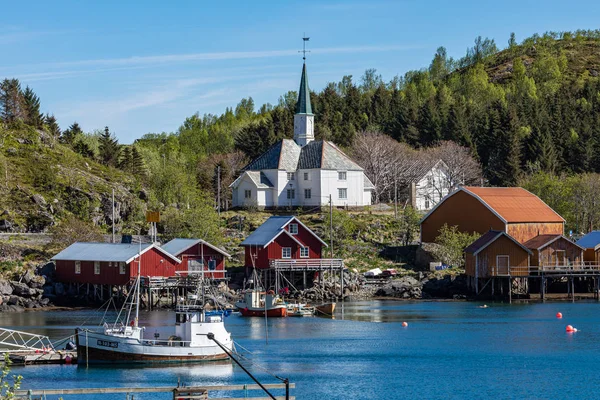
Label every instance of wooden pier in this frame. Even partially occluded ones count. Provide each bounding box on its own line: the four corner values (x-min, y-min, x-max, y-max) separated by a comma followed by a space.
471, 262, 600, 302
8, 350, 76, 365
15, 383, 295, 399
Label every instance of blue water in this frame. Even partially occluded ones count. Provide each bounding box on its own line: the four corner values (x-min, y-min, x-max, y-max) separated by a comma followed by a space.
2, 301, 600, 399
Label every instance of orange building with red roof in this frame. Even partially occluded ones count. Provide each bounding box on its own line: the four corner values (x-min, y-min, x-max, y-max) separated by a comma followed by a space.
420, 186, 565, 244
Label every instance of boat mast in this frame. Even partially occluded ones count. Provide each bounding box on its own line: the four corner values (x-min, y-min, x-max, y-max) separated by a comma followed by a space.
134, 239, 141, 328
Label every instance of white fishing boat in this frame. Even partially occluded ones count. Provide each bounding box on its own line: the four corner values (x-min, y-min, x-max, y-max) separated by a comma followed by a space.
75, 245, 233, 364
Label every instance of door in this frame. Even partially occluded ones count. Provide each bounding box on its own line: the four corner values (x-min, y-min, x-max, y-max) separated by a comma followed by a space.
555, 250, 566, 268
496, 255, 509, 276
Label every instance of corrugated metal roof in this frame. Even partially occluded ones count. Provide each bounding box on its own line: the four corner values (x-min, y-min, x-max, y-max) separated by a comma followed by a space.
576, 231, 600, 249
241, 216, 294, 246
52, 242, 154, 262
463, 187, 565, 223
161, 238, 231, 258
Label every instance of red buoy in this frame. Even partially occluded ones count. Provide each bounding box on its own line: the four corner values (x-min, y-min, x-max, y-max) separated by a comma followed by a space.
566, 325, 575, 332
402, 322, 408, 327
556, 312, 563, 319
64, 355, 72, 364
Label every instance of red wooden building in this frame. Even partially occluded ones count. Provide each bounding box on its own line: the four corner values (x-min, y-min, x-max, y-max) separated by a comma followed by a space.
160, 238, 231, 279
52, 242, 182, 285
241, 216, 327, 269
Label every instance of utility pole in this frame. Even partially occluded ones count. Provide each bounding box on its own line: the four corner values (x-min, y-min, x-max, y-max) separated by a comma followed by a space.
217, 165, 221, 217
112, 189, 115, 243
329, 194, 333, 258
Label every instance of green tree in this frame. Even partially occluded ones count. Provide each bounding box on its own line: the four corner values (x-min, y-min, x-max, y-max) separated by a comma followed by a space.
44, 114, 61, 142
0, 79, 25, 124
61, 122, 83, 145
22, 86, 43, 128
432, 224, 481, 268
98, 126, 121, 166
1, 353, 22, 399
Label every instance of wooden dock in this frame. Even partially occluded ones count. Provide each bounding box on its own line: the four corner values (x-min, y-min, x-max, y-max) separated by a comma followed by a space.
15, 383, 295, 399
8, 350, 77, 365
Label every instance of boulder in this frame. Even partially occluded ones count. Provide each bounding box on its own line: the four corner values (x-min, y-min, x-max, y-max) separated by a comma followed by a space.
32, 194, 47, 207
7, 295, 19, 305
11, 281, 31, 297
0, 280, 13, 296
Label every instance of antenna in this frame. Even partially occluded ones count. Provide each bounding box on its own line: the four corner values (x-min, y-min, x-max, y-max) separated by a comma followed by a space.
299, 34, 310, 61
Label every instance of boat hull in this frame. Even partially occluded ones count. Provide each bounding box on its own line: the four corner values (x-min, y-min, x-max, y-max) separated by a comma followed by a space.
239, 307, 288, 318
75, 328, 231, 364
315, 303, 336, 315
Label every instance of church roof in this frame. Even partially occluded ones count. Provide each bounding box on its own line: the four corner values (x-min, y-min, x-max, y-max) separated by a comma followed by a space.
295, 63, 313, 115
243, 139, 363, 172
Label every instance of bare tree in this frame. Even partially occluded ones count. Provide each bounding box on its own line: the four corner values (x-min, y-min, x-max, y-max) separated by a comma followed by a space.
424, 141, 482, 191
197, 151, 248, 211
350, 130, 415, 203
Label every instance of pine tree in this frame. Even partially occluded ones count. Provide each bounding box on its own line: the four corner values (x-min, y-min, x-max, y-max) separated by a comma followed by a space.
61, 122, 83, 145
45, 114, 61, 141
98, 126, 121, 166
22, 86, 43, 128
130, 146, 146, 176
74, 139, 94, 158
0, 78, 26, 124
118, 146, 132, 172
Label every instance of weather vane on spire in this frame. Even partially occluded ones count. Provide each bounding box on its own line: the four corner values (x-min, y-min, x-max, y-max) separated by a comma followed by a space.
299, 34, 310, 61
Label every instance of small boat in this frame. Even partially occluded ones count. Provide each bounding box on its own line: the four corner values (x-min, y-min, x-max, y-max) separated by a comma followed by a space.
315, 302, 336, 316
75, 245, 233, 364
235, 289, 288, 317
287, 303, 315, 317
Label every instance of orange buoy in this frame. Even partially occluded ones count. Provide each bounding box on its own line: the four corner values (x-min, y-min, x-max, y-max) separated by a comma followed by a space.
566, 325, 575, 332
402, 322, 408, 327
556, 312, 563, 319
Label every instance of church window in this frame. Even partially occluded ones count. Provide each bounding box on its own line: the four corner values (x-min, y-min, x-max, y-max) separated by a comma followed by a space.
338, 171, 347, 181
282, 247, 292, 259
244, 190, 252, 199
304, 189, 312, 199
338, 188, 347, 200
287, 172, 295, 181
287, 189, 295, 199
304, 172, 309, 181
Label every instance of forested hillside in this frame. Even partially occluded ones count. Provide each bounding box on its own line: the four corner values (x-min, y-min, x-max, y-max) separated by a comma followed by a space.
2, 29, 600, 239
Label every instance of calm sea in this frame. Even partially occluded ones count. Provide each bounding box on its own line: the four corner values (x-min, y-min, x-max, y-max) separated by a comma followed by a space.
2, 300, 600, 399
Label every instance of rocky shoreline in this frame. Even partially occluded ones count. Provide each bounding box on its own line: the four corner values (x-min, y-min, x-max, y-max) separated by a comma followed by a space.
0, 262, 471, 313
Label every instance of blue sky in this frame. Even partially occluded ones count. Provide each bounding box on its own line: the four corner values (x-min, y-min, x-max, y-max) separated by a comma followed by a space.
2, 0, 599, 143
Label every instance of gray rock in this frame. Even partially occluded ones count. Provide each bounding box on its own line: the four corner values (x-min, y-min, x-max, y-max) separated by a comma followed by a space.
8, 296, 19, 305
0, 280, 13, 296
32, 194, 47, 206
11, 281, 31, 297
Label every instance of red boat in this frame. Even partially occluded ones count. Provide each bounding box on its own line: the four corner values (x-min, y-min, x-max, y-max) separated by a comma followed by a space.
236, 289, 288, 318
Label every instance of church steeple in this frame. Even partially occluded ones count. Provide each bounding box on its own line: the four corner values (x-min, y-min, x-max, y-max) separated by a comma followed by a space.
294, 36, 315, 147
295, 63, 313, 115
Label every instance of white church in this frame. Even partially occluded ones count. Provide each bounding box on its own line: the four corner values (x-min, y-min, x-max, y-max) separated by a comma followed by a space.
231, 62, 374, 208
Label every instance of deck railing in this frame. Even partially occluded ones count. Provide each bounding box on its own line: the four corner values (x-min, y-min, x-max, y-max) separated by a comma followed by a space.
490, 262, 600, 276
269, 258, 344, 270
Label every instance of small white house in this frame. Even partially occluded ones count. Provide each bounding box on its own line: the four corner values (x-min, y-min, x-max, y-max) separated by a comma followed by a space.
406, 159, 453, 211
230, 62, 374, 208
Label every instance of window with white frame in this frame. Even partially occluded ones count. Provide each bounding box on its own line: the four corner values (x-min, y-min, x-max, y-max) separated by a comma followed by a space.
300, 247, 310, 258
304, 172, 310, 181
338, 188, 347, 199
75, 261, 81, 274
108, 261, 112, 267
304, 188, 311, 199
282, 247, 292, 258
244, 190, 252, 199
289, 223, 298, 234
287, 189, 295, 199
287, 172, 295, 181
119, 262, 126, 275
338, 171, 347, 181
425, 199, 430, 209
94, 261, 100, 275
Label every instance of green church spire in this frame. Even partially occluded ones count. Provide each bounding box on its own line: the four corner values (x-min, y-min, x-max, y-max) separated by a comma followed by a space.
295, 62, 313, 115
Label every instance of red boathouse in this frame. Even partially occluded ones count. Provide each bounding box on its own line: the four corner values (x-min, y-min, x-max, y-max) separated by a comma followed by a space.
52, 242, 182, 285
241, 216, 327, 269
160, 238, 231, 279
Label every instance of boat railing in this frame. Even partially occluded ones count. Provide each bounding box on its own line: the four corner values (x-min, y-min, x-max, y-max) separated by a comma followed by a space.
142, 338, 194, 347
